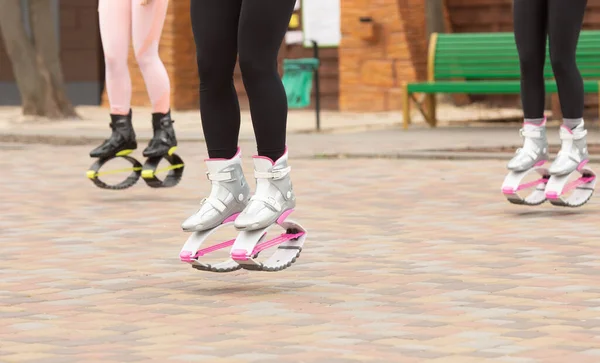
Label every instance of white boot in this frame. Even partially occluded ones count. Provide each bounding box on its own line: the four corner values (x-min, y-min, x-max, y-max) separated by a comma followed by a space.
181, 148, 250, 232
548, 122, 589, 176
234, 149, 296, 231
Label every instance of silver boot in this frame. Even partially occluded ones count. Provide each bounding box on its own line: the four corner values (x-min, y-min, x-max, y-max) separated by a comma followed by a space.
181, 149, 250, 232
234, 150, 296, 231
548, 122, 589, 176
507, 121, 549, 172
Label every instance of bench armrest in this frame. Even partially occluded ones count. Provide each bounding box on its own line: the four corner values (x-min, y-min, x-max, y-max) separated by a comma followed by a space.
427, 33, 439, 82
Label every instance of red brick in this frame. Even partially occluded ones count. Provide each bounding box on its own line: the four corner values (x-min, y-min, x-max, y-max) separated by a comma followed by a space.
339, 0, 427, 112
361, 60, 395, 88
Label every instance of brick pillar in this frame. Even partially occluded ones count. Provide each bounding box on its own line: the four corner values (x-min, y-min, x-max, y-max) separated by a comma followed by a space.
339, 0, 427, 112
101, 0, 199, 111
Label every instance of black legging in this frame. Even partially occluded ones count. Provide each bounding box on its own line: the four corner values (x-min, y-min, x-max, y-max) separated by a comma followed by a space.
190, 0, 296, 161
513, 0, 587, 119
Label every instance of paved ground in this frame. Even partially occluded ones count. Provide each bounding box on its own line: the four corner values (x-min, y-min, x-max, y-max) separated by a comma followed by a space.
0, 103, 526, 142
2, 136, 600, 362
2, 104, 599, 161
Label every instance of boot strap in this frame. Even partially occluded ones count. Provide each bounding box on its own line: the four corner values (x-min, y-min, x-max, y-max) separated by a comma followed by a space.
254, 166, 291, 180
201, 197, 227, 213
206, 171, 233, 182
249, 195, 282, 212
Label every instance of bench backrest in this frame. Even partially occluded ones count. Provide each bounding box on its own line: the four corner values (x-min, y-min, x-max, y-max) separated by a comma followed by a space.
430, 31, 600, 81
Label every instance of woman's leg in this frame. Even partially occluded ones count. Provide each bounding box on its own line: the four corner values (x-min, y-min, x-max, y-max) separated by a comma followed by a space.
191, 0, 243, 159
132, 0, 177, 158
514, 0, 547, 121
507, 0, 550, 172
132, 0, 170, 114
99, 0, 132, 116
548, 0, 587, 123
234, 0, 298, 231
547, 0, 589, 176
237, 0, 296, 162
181, 0, 251, 232
90, 0, 136, 158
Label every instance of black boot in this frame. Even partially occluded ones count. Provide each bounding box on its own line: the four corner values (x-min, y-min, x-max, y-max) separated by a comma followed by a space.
143, 110, 178, 158
90, 110, 137, 159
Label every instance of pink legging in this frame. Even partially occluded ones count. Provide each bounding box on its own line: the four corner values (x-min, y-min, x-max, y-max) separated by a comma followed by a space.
99, 0, 170, 115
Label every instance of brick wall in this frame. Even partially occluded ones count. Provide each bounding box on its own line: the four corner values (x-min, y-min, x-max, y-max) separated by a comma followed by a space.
338, 0, 428, 112
113, 0, 340, 111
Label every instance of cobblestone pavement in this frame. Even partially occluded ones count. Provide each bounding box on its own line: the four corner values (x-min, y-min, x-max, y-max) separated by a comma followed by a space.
2, 142, 600, 362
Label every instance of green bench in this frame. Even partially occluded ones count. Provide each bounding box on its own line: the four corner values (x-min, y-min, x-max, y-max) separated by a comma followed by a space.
402, 30, 600, 129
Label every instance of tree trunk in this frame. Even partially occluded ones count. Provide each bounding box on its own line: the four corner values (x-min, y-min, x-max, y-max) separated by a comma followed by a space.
0, 0, 78, 119
0, 0, 43, 112
29, 0, 77, 118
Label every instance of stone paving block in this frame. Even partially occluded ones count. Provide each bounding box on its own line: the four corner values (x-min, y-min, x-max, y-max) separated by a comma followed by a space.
2, 143, 600, 361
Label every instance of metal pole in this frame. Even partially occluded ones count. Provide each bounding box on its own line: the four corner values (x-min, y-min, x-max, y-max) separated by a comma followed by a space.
311, 40, 321, 131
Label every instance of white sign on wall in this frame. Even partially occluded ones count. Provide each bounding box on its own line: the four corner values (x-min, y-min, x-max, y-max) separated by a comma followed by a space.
301, 0, 341, 47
